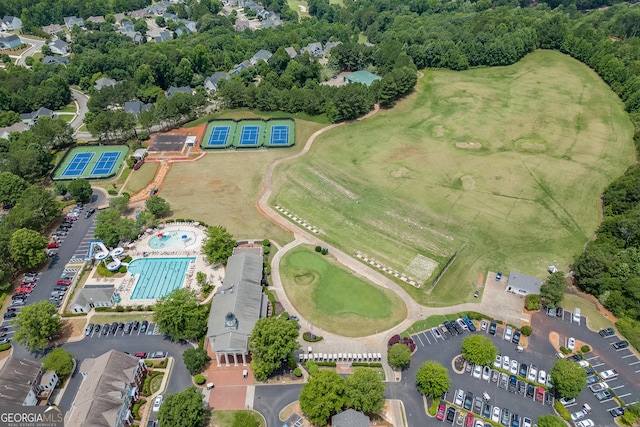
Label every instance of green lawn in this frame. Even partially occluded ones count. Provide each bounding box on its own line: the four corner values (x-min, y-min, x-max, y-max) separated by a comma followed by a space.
209, 410, 265, 427
90, 313, 153, 324
280, 246, 407, 336
561, 294, 614, 332
58, 103, 77, 113
288, 0, 310, 17
124, 162, 158, 195
150, 374, 164, 393
57, 114, 73, 123
271, 50, 635, 307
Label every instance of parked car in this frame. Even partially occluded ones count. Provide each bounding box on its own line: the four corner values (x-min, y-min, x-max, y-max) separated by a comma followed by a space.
512, 330, 521, 344
102, 324, 109, 335
53, 286, 67, 292
510, 360, 518, 375
491, 370, 499, 383
482, 403, 491, 419
150, 188, 159, 196
491, 407, 500, 423
510, 413, 520, 427
535, 387, 545, 403
496, 271, 502, 281
504, 325, 513, 341
599, 328, 615, 337
473, 364, 482, 379
499, 373, 508, 389
134, 352, 147, 359
556, 307, 563, 317
538, 370, 547, 384
109, 322, 118, 334
494, 355, 502, 368
600, 369, 618, 380
612, 340, 629, 350
123, 322, 132, 334
609, 407, 625, 418
544, 391, 554, 406
489, 321, 497, 335
436, 402, 446, 421
595, 390, 613, 401
457, 318, 468, 331
528, 365, 538, 382
547, 307, 556, 317
502, 355, 510, 371
46, 242, 59, 249
500, 408, 510, 426
465, 413, 474, 427
446, 407, 456, 423
464, 392, 473, 410
149, 351, 167, 359
3, 312, 16, 319
482, 366, 491, 381
463, 316, 476, 332
152, 395, 163, 412
140, 320, 149, 333
589, 382, 609, 393
56, 278, 71, 286
586, 375, 599, 385
574, 420, 594, 427
508, 375, 517, 393
481, 320, 488, 331
568, 337, 576, 350
84, 324, 94, 336
522, 417, 532, 427
519, 363, 528, 377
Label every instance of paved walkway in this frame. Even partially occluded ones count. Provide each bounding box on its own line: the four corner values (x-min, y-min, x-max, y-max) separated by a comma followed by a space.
129, 162, 172, 203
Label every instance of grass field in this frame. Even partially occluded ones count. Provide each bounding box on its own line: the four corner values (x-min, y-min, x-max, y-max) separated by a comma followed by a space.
271, 50, 635, 307
125, 162, 159, 195
561, 294, 615, 331
161, 113, 324, 245
280, 246, 407, 336
90, 313, 153, 324
288, 0, 310, 17
209, 410, 265, 427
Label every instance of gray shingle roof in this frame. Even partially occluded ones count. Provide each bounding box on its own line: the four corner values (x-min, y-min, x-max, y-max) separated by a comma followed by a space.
506, 271, 542, 295
71, 285, 115, 309
0, 358, 42, 405
207, 252, 266, 353
331, 409, 370, 427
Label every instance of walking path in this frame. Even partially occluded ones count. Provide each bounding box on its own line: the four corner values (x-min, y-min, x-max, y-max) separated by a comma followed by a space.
129, 162, 172, 203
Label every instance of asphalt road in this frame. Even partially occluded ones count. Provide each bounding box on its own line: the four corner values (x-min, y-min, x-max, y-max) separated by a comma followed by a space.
70, 89, 89, 133
254, 384, 303, 427
16, 36, 44, 66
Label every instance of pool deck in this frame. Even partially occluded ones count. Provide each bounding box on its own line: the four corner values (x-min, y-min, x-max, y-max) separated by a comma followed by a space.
84, 223, 224, 306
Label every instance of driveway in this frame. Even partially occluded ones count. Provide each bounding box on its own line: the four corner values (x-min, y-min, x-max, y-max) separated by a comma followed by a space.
253, 384, 303, 427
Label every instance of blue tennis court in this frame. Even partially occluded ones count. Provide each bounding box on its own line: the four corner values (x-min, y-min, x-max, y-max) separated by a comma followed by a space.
61, 153, 94, 177
91, 152, 121, 175
270, 125, 290, 145
239, 126, 260, 145
208, 126, 230, 146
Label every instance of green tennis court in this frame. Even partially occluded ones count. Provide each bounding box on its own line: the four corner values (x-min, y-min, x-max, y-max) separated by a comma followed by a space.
202, 120, 237, 149
233, 120, 265, 148
265, 119, 295, 147
53, 145, 129, 180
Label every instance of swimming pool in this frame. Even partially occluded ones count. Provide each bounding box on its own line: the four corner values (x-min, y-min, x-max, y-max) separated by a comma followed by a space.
148, 230, 198, 249
128, 257, 195, 300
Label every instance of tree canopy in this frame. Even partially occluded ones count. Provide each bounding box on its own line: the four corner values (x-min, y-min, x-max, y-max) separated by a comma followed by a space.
153, 288, 208, 340
182, 348, 211, 375
344, 368, 385, 414
540, 272, 567, 307
550, 359, 587, 399
461, 335, 498, 367
9, 228, 48, 269
94, 208, 138, 247
299, 370, 345, 426
415, 361, 450, 399
146, 196, 171, 217
12, 300, 62, 351
42, 348, 75, 376
0, 172, 27, 206
66, 179, 93, 203
249, 317, 299, 381
202, 225, 235, 265
538, 415, 567, 427
157, 386, 204, 427
387, 343, 411, 370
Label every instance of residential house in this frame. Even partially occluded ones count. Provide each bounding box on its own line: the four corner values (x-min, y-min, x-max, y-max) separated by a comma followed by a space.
324, 41, 342, 54
41, 24, 63, 35
0, 357, 58, 406
0, 122, 28, 139
70, 285, 116, 313
86, 16, 106, 24
331, 409, 370, 427
166, 86, 192, 98
120, 20, 134, 32
121, 30, 144, 44
300, 42, 324, 57
49, 39, 70, 55
20, 107, 56, 126
506, 271, 542, 296
64, 16, 84, 30
204, 72, 231, 91
153, 30, 172, 43
250, 49, 272, 65
146, 2, 170, 16
234, 19, 250, 32
182, 20, 197, 33
261, 14, 281, 28
206, 250, 267, 366
285, 46, 297, 59
1, 16, 22, 31
42, 56, 69, 66
127, 9, 147, 19
64, 350, 147, 427
230, 60, 252, 75
113, 13, 126, 24
0, 35, 21, 49
163, 12, 179, 22
124, 101, 152, 117
94, 77, 118, 91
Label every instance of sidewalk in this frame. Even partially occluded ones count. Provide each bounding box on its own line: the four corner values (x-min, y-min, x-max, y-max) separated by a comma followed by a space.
139, 356, 174, 427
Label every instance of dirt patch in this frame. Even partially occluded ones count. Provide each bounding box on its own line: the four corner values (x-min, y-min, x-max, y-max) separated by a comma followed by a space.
0, 347, 12, 361
549, 331, 560, 349
55, 318, 87, 344
390, 145, 419, 159
391, 167, 411, 178
460, 175, 476, 191
476, 273, 484, 286
456, 142, 482, 149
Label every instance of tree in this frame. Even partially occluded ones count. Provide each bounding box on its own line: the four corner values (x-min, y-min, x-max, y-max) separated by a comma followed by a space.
94, 208, 138, 247
538, 415, 567, 427
9, 228, 48, 269
154, 289, 207, 340
540, 272, 567, 307
0, 172, 27, 206
182, 348, 211, 375
66, 179, 92, 203
299, 370, 345, 426
249, 317, 299, 381
146, 196, 171, 217
550, 359, 587, 398
344, 368, 385, 414
42, 347, 74, 376
202, 225, 235, 264
461, 335, 498, 366
12, 300, 62, 351
232, 412, 259, 427
157, 386, 204, 427
5, 185, 61, 231
415, 361, 450, 398
387, 343, 411, 370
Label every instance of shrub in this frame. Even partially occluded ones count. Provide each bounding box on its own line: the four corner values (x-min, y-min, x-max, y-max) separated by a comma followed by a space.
521, 325, 532, 336
315, 246, 322, 252
0, 343, 11, 351
263, 246, 270, 255
262, 239, 271, 246
144, 360, 153, 367
428, 399, 439, 416
560, 346, 571, 355
303, 332, 323, 342
108, 189, 118, 195
121, 256, 132, 263
554, 401, 571, 421
194, 374, 206, 385
132, 398, 146, 420
581, 345, 591, 353
525, 294, 542, 310
315, 361, 336, 367
118, 266, 127, 273
294, 367, 302, 377
321, 248, 328, 255
115, 305, 124, 312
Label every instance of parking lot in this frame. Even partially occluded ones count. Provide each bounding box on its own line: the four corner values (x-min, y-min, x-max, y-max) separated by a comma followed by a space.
82, 321, 162, 339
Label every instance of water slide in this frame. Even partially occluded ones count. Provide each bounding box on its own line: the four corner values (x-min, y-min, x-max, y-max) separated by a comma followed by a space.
87, 240, 110, 261
106, 247, 125, 271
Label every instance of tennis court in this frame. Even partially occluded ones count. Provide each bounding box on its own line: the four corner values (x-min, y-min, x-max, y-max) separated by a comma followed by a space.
54, 145, 129, 181
61, 153, 94, 178
265, 119, 295, 147
270, 126, 289, 145
239, 126, 260, 145
202, 120, 237, 149
232, 120, 265, 148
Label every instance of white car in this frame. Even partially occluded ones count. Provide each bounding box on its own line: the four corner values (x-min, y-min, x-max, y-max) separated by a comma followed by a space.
528, 365, 538, 382
510, 360, 518, 375
538, 370, 547, 384
504, 325, 513, 341
568, 337, 576, 350
600, 369, 618, 380
559, 397, 576, 406
457, 318, 468, 331
482, 366, 491, 381
473, 364, 482, 379
494, 355, 502, 368
152, 395, 163, 412
575, 420, 594, 427
502, 355, 510, 371
522, 417, 532, 427
481, 320, 488, 331
578, 360, 589, 368
571, 409, 587, 421
455, 389, 464, 406
474, 420, 484, 427
492, 407, 501, 423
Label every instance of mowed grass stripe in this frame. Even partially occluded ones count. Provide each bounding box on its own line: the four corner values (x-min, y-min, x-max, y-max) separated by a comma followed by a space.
280, 246, 406, 337
272, 51, 634, 307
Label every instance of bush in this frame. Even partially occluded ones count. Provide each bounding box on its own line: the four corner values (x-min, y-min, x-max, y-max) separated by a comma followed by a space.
315, 246, 322, 252
0, 343, 11, 351
321, 248, 328, 255
554, 401, 571, 421
108, 189, 118, 195
115, 305, 124, 312
294, 367, 302, 377
132, 398, 146, 420
263, 246, 270, 255
315, 361, 336, 367
144, 360, 153, 367
118, 266, 127, 273
194, 374, 206, 385
428, 399, 439, 416
303, 332, 323, 342
521, 325, 532, 336
581, 345, 591, 353
262, 239, 271, 246
525, 294, 542, 310
121, 256, 132, 263
560, 346, 571, 355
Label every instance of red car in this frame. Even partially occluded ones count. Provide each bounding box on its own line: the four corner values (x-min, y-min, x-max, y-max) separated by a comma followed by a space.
134, 352, 147, 358
47, 242, 59, 249
16, 287, 32, 294
464, 412, 474, 427
535, 386, 545, 403
436, 402, 446, 421
56, 279, 71, 286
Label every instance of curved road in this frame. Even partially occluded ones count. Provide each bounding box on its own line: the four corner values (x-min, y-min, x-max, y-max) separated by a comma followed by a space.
15, 36, 45, 67
70, 89, 89, 135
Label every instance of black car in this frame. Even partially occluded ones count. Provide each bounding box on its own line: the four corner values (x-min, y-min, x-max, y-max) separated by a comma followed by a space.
609, 407, 624, 418
53, 286, 67, 292
526, 383, 535, 398
463, 392, 473, 411
123, 322, 132, 334
109, 322, 118, 334
446, 407, 456, 423
150, 188, 159, 196
599, 328, 615, 337
517, 380, 526, 396
132, 320, 140, 330
451, 322, 462, 335
0, 327, 8, 332
482, 403, 491, 419
3, 312, 16, 319
443, 321, 455, 334
519, 363, 528, 377
556, 307, 563, 317
84, 208, 96, 218
512, 330, 521, 344
489, 321, 497, 335
585, 366, 596, 376
102, 323, 109, 335
11, 294, 26, 301
140, 320, 148, 333
613, 340, 629, 349
118, 322, 124, 330
508, 375, 517, 393
544, 391, 554, 406
94, 324, 101, 333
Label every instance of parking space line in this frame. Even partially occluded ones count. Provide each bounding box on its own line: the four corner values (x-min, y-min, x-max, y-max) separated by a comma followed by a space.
422, 333, 431, 345
628, 360, 640, 365
586, 356, 599, 360
592, 362, 604, 368
414, 334, 424, 347
635, 369, 640, 373
611, 385, 625, 390
622, 354, 635, 358
599, 398, 615, 404
617, 393, 631, 399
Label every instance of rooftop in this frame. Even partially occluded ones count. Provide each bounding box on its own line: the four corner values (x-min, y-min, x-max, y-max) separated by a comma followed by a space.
507, 271, 542, 294
0, 358, 42, 405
